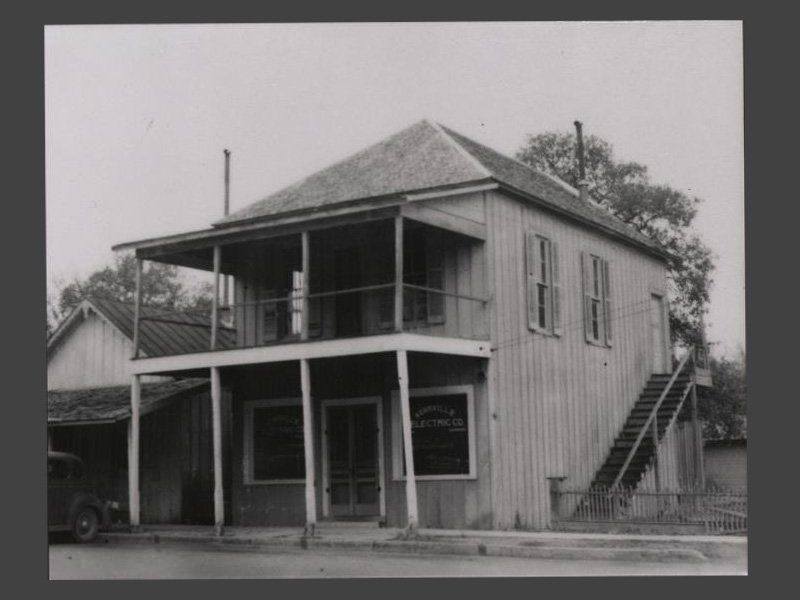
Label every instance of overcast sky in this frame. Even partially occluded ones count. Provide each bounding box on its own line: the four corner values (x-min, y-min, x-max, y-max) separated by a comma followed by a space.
45, 21, 744, 357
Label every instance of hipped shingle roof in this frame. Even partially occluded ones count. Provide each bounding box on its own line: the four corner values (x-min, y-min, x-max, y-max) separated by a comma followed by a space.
214, 119, 661, 254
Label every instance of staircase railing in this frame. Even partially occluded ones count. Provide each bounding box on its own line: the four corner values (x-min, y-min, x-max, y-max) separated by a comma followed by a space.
609, 347, 696, 491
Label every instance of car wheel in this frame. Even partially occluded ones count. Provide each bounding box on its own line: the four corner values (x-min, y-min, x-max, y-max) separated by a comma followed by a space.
72, 507, 99, 543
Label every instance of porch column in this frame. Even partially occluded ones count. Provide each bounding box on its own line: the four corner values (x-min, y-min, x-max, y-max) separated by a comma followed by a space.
300, 358, 317, 536
132, 258, 143, 358
691, 381, 706, 489
396, 350, 419, 534
301, 231, 310, 341
394, 215, 404, 332
128, 375, 141, 529
211, 245, 221, 350
211, 366, 225, 534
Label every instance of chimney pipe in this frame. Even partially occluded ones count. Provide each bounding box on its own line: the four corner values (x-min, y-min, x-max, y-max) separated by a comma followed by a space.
574, 121, 588, 202
223, 149, 231, 217
222, 149, 231, 307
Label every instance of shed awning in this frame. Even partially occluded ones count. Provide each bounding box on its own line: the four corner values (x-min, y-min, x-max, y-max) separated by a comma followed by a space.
47, 379, 209, 426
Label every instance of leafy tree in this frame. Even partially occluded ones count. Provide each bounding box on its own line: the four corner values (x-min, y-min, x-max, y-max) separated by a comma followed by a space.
516, 131, 715, 346
697, 352, 746, 440
48, 253, 213, 333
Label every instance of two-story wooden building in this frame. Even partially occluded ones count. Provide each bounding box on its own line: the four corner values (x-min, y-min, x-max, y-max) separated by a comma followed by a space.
113, 120, 705, 533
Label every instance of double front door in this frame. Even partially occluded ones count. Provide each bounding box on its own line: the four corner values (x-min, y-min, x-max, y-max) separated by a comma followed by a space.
324, 401, 382, 518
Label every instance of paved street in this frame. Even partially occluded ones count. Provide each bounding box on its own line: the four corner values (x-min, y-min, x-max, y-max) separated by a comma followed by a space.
49, 540, 747, 579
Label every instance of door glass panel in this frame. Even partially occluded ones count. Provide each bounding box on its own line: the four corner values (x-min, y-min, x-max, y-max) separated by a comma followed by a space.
328, 408, 350, 468
353, 405, 377, 469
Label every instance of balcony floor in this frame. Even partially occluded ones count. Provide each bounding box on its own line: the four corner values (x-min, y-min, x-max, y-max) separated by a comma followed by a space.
131, 332, 491, 375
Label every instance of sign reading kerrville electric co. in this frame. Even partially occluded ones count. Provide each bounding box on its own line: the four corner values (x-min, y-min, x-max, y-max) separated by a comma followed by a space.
411, 403, 467, 430
408, 394, 469, 475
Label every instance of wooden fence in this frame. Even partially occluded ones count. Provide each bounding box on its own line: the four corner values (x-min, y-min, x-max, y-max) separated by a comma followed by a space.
552, 484, 747, 534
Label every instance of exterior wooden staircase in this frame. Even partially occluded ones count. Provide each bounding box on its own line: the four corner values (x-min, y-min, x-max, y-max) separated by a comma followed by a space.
590, 370, 694, 490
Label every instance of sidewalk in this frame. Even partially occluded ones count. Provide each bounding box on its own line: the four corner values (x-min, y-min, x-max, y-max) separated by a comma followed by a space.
99, 523, 747, 563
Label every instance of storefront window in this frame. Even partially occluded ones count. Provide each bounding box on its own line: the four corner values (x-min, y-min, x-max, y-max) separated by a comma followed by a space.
393, 385, 476, 480
244, 400, 305, 483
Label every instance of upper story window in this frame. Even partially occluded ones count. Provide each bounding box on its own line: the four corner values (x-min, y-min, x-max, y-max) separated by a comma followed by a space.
403, 229, 445, 326
582, 252, 612, 347
525, 232, 561, 335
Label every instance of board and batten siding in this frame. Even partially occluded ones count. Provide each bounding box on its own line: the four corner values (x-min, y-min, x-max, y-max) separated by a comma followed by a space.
47, 310, 168, 390
484, 189, 670, 530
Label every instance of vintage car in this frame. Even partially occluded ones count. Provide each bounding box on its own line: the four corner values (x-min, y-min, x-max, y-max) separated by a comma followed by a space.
48, 451, 114, 542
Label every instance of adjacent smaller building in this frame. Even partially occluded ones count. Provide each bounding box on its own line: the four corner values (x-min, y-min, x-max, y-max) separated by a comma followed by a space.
704, 437, 747, 491
47, 298, 234, 525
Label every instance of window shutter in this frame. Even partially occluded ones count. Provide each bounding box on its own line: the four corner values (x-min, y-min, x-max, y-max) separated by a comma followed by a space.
602, 259, 612, 346
262, 289, 278, 342
426, 239, 445, 324
377, 243, 394, 330
581, 252, 593, 342
551, 241, 562, 336
308, 253, 323, 338
526, 231, 539, 331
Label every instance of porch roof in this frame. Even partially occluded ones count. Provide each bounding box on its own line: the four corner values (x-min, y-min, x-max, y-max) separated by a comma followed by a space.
47, 379, 209, 426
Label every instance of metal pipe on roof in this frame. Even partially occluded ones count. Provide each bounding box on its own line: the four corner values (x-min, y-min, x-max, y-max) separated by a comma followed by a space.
223, 149, 231, 307
574, 121, 589, 202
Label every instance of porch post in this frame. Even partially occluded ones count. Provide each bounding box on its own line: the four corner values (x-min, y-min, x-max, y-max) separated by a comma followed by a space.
300, 358, 316, 536
394, 215, 404, 332
301, 231, 310, 341
396, 350, 419, 534
211, 245, 221, 350
211, 366, 225, 535
132, 258, 143, 358
128, 375, 141, 529
691, 382, 705, 489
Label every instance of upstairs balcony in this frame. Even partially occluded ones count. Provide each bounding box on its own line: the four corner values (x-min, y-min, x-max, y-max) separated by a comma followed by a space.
129, 214, 490, 369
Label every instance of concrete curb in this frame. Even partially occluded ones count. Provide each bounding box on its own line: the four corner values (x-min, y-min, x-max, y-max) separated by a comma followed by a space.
97, 532, 711, 563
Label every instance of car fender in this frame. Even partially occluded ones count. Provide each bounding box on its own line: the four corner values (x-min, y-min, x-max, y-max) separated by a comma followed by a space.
67, 493, 110, 530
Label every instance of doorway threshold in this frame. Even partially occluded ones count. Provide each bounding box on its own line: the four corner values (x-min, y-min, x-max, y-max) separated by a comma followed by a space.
319, 517, 386, 528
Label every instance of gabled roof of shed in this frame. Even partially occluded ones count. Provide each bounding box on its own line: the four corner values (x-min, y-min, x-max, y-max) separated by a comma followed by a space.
214, 119, 661, 254
48, 379, 209, 425
47, 298, 236, 359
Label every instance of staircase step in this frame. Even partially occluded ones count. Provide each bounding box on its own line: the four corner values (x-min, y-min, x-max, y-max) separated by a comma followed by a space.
639, 390, 687, 399
613, 440, 656, 449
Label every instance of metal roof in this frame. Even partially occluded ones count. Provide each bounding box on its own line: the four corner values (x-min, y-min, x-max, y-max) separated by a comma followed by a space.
75, 298, 236, 357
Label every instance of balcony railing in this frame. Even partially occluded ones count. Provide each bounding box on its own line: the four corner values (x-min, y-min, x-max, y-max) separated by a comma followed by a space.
135, 282, 488, 358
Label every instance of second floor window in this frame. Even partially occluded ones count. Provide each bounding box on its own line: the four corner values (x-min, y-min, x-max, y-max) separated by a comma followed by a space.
582, 252, 612, 347
525, 232, 561, 335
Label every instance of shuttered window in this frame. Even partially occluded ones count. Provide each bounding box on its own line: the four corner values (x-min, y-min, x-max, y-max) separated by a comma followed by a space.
581, 252, 612, 347
426, 238, 445, 325
402, 229, 446, 326
376, 242, 394, 330
525, 231, 561, 335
